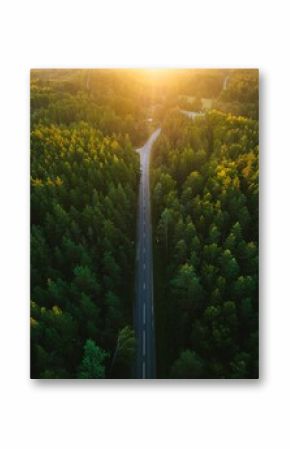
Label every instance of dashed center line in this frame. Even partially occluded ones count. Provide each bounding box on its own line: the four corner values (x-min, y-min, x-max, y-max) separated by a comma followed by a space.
143, 282, 146, 290
143, 303, 146, 325
143, 329, 146, 355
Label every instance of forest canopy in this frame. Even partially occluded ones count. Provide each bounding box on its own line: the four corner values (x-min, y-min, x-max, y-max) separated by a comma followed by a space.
31, 68, 258, 379
151, 102, 258, 378
31, 70, 145, 378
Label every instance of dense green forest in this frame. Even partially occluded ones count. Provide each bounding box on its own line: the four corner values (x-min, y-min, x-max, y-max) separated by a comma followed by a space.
31, 70, 146, 378
31, 69, 153, 146
215, 69, 259, 119
31, 68, 258, 379
151, 75, 259, 377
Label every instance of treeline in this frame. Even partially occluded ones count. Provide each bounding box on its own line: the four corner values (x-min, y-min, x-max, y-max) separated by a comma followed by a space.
151, 109, 258, 378
149, 69, 227, 119
181, 69, 226, 98
215, 69, 259, 119
31, 69, 153, 146
31, 71, 142, 378
152, 69, 226, 99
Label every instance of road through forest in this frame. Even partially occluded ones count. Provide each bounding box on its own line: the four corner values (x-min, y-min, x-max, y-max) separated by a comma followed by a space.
135, 128, 161, 379
134, 76, 228, 378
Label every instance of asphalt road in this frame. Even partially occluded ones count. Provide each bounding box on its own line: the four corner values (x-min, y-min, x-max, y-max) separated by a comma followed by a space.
181, 75, 229, 120
135, 128, 161, 379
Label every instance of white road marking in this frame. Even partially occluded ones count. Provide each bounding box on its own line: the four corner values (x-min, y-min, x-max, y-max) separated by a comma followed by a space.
142, 361, 146, 379
143, 329, 146, 355
143, 263, 146, 270
143, 282, 146, 290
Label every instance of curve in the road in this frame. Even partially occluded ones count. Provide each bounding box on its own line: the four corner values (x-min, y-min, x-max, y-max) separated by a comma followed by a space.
180, 74, 230, 120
